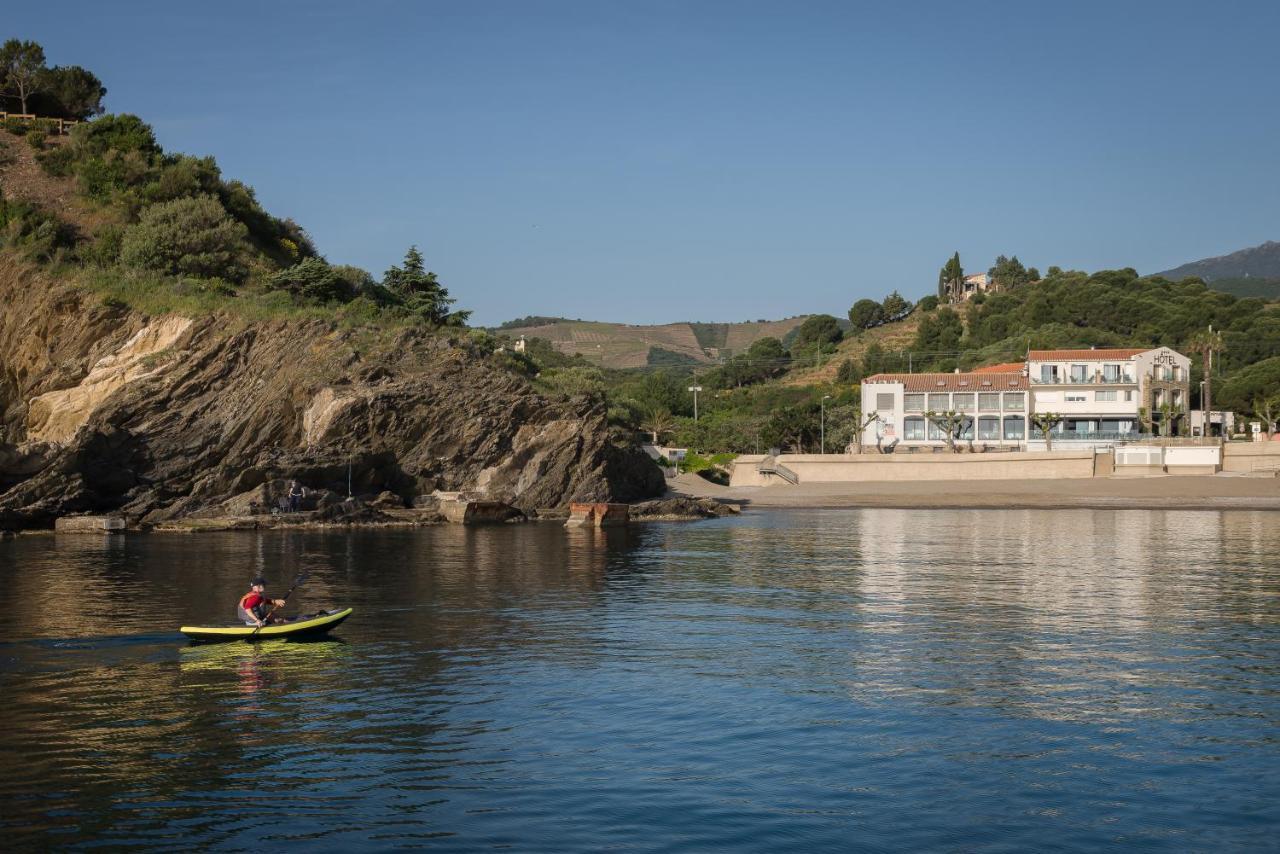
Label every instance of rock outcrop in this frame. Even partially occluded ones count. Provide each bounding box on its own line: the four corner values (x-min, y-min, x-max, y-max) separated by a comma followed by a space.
0, 259, 664, 530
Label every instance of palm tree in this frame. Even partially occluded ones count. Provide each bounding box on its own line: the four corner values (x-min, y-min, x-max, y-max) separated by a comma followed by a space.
1188, 326, 1225, 428
640, 407, 675, 445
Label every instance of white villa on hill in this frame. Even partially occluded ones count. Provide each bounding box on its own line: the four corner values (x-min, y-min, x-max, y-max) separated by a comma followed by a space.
860, 346, 1192, 450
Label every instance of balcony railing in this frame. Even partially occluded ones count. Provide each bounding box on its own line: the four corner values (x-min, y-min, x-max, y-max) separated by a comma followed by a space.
1031, 375, 1135, 385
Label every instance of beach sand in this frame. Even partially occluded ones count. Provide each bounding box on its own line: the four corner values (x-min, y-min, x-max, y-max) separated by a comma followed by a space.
669, 472, 1280, 511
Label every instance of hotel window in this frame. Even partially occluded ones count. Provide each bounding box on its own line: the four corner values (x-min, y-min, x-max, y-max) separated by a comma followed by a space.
1096, 390, 1117, 401
928, 393, 949, 411
904, 417, 926, 440
978, 392, 1000, 410
928, 419, 946, 440
876, 393, 894, 411
1003, 392, 1024, 411
1070, 364, 1088, 383
1103, 364, 1121, 382
953, 393, 974, 411
1124, 390, 1134, 402
1002, 416, 1025, 440
1173, 390, 1183, 407
958, 417, 974, 440
1040, 365, 1059, 383
977, 416, 1000, 440
1153, 390, 1164, 407
1065, 393, 1087, 402
1171, 366, 1181, 381
904, 394, 925, 412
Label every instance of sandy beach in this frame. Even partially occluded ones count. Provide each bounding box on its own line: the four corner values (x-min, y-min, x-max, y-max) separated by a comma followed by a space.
669, 472, 1280, 511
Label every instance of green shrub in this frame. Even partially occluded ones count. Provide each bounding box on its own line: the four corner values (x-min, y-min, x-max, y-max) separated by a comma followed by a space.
0, 191, 75, 260
267, 257, 351, 303
25, 127, 48, 150
79, 223, 124, 266
3, 117, 29, 135
35, 142, 73, 176
119, 194, 250, 283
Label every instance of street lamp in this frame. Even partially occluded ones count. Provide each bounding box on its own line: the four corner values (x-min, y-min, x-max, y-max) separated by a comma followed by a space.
821, 394, 831, 454
688, 385, 703, 422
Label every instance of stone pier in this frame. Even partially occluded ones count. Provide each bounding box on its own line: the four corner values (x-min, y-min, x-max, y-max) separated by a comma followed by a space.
564, 502, 630, 528
54, 516, 126, 533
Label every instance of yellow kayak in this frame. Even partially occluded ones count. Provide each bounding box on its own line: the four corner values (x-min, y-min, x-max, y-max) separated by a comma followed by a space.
180, 608, 353, 643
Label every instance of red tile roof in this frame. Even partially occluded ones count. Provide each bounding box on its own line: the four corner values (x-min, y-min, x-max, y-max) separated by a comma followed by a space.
864, 372, 1028, 391
972, 361, 1025, 373
1028, 348, 1148, 360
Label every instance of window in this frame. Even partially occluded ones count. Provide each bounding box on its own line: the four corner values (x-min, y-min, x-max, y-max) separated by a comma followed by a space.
904, 417, 925, 440
1003, 416, 1025, 440
876, 393, 894, 411
979, 392, 1000, 410
1103, 364, 1121, 382
904, 394, 925, 412
1173, 390, 1183, 407
1171, 366, 1182, 381
1040, 365, 1059, 383
928, 419, 946, 440
1070, 364, 1088, 383
1096, 390, 1117, 401
1065, 393, 1087, 402
953, 393, 974, 411
1003, 392, 1024, 411
958, 417, 974, 440
1124, 390, 1134, 402
1153, 390, 1164, 407
928, 393, 949, 411
977, 416, 1000, 440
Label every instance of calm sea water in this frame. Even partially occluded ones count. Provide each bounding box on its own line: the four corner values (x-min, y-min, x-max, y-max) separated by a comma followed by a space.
1, 509, 1278, 851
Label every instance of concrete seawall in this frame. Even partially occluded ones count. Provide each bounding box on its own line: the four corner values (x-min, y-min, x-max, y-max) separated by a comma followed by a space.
730, 451, 1097, 486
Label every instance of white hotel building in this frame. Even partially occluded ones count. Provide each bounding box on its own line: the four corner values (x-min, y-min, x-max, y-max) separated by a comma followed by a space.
860, 346, 1192, 450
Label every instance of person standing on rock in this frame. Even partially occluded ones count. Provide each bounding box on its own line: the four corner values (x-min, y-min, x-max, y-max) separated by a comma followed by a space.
288, 480, 304, 512
237, 577, 287, 626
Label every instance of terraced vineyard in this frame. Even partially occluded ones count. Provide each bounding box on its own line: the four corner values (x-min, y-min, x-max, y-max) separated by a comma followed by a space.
496, 316, 811, 369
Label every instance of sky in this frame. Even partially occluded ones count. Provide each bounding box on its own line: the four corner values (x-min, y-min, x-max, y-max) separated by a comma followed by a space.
9, 1, 1280, 325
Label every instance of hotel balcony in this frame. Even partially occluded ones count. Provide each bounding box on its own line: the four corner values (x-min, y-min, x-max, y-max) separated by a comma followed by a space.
1030, 373, 1135, 385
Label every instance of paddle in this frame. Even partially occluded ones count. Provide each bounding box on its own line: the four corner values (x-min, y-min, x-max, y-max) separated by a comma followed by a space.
249, 570, 309, 637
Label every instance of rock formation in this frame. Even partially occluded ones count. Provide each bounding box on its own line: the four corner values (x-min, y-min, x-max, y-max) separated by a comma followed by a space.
0, 259, 664, 529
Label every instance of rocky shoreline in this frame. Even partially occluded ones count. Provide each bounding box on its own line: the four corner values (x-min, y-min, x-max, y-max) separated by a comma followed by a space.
0, 261, 667, 532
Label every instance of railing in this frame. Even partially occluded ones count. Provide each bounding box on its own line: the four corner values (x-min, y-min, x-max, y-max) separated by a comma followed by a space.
1030, 375, 1135, 385
0, 112, 80, 135
756, 456, 799, 484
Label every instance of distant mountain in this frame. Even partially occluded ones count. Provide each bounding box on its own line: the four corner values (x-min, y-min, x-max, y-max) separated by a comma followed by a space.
491, 316, 811, 369
1157, 241, 1280, 299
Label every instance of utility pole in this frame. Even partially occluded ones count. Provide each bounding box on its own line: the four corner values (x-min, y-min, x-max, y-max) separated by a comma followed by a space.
821, 394, 831, 454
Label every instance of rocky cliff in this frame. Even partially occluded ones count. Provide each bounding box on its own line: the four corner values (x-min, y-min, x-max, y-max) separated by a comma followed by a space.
0, 258, 664, 530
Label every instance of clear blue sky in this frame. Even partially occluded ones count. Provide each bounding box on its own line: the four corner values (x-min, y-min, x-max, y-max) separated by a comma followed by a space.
10, 1, 1279, 325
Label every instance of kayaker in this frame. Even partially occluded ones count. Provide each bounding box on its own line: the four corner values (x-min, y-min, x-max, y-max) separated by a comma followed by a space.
237, 577, 287, 626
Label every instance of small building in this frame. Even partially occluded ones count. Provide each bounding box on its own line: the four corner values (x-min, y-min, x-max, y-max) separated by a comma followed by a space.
860, 372, 1029, 450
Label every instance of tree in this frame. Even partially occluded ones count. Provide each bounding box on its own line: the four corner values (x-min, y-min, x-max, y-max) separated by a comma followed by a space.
989, 255, 1033, 291
835, 358, 861, 384
924, 410, 971, 452
267, 257, 352, 303
640, 407, 676, 445
861, 341, 890, 376
1187, 326, 1225, 419
912, 307, 964, 361
938, 252, 964, 302
383, 245, 471, 326
119, 194, 250, 282
1252, 394, 1280, 439
36, 65, 106, 120
0, 40, 46, 114
794, 314, 843, 348
1030, 412, 1065, 451
848, 298, 886, 330
918, 294, 939, 312
882, 290, 911, 319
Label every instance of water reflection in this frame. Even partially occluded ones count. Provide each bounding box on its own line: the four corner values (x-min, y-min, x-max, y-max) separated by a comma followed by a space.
1, 510, 1278, 850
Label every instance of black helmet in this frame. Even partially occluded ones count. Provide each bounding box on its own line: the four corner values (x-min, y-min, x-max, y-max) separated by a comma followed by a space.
250, 576, 267, 587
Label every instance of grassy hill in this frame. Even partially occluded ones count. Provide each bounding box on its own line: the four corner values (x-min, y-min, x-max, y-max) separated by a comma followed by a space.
494, 316, 810, 369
